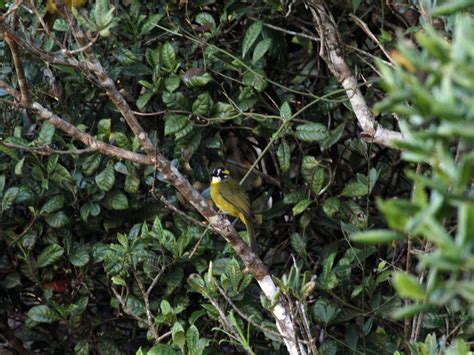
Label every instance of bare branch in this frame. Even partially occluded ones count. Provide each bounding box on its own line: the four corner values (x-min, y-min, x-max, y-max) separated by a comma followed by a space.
4, 23, 31, 106
1, 141, 98, 156
0, 79, 153, 165
304, 0, 404, 148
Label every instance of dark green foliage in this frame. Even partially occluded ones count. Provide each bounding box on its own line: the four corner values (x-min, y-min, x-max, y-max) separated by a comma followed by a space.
0, 0, 472, 354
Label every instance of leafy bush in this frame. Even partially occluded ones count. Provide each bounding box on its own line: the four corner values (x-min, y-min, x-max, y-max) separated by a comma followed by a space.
0, 0, 472, 354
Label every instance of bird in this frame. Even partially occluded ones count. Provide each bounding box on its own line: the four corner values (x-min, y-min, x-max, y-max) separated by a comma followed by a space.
210, 168, 257, 253
44, 0, 88, 27
46, 0, 88, 14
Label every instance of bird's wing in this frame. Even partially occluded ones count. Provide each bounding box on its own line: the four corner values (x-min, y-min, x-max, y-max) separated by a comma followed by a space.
219, 180, 251, 219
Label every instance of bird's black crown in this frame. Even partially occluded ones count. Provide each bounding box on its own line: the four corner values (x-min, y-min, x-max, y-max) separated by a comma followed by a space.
211, 168, 230, 179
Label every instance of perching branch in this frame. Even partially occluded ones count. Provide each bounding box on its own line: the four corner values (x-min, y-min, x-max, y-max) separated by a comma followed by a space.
304, 0, 404, 148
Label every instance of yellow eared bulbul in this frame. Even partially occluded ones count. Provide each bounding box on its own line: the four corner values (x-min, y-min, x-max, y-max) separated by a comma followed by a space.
210, 168, 257, 252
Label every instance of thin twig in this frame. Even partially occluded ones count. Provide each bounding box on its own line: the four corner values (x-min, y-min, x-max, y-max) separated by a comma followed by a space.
188, 228, 209, 260
1, 141, 98, 156
4, 19, 31, 106
146, 265, 167, 297
60, 33, 100, 55
110, 286, 147, 324
133, 271, 160, 342
349, 14, 396, 66
296, 302, 318, 354
248, 16, 320, 42
207, 295, 241, 341
304, 0, 404, 148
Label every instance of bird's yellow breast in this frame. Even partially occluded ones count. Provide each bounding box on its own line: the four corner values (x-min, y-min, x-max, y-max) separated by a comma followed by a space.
47, 0, 88, 14
210, 181, 241, 218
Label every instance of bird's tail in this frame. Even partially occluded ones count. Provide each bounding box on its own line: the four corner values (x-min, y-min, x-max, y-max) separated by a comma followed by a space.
241, 213, 257, 253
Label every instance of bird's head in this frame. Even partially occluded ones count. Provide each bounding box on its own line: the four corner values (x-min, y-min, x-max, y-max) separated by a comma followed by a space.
211, 167, 231, 183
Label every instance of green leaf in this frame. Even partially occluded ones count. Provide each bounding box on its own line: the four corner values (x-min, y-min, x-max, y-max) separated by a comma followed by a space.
322, 197, 341, 218
284, 191, 305, 204
80, 201, 101, 221
97, 118, 111, 137
146, 345, 176, 355
313, 299, 340, 324
242, 68, 267, 92
37, 243, 64, 268
0, 175, 5, 197
107, 192, 129, 210
192, 92, 212, 116
393, 272, 426, 301
40, 195, 65, 214
391, 303, 431, 319
280, 101, 292, 121
291, 233, 306, 254
195, 12, 216, 31
111, 132, 130, 149
312, 168, 325, 194
2, 186, 19, 212
47, 155, 59, 175
211, 102, 236, 118
3, 272, 21, 289
293, 199, 312, 215
69, 247, 90, 267
276, 140, 291, 173
136, 91, 154, 110
165, 75, 180, 92
161, 42, 176, 72
140, 13, 164, 36
171, 321, 186, 352
111, 276, 126, 286
224, 258, 243, 292
351, 230, 404, 244
115, 47, 140, 65
183, 71, 213, 88
160, 299, 173, 315
51, 164, 73, 183
37, 121, 55, 145
114, 162, 128, 175
45, 211, 69, 228
252, 38, 272, 64
294, 123, 329, 142
28, 305, 58, 323
82, 154, 101, 176
124, 168, 140, 194
242, 21, 262, 58
340, 180, 368, 197
352, 0, 362, 12
151, 216, 163, 240
126, 294, 145, 316
165, 114, 189, 136
431, 0, 474, 16
95, 164, 115, 191
301, 156, 318, 183
14, 157, 25, 175
377, 198, 417, 232
321, 122, 346, 150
